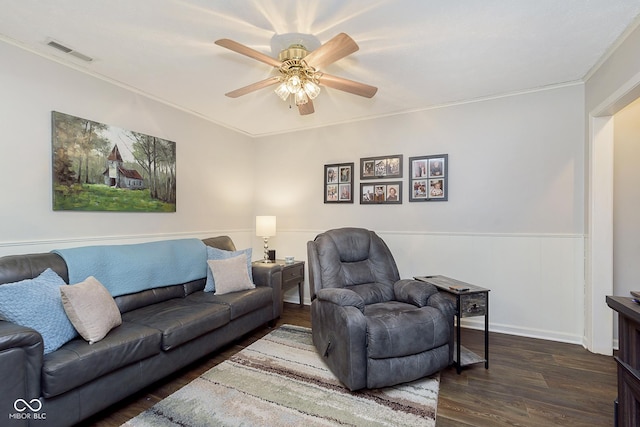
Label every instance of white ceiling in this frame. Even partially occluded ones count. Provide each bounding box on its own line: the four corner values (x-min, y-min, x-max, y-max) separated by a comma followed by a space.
1, 0, 640, 137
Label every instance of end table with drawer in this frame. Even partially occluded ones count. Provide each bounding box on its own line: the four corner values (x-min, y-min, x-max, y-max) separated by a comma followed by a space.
278, 259, 305, 306
415, 275, 490, 374
252, 259, 305, 311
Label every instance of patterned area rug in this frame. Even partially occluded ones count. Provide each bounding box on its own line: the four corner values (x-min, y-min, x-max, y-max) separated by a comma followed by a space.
122, 325, 439, 427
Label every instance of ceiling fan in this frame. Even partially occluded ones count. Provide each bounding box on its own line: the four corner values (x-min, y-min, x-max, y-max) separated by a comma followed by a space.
215, 33, 377, 115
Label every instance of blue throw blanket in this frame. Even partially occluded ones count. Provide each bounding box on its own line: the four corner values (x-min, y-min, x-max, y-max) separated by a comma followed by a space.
53, 239, 207, 297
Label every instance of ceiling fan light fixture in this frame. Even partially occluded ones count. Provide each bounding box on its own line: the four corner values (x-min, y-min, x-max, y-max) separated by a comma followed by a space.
303, 80, 321, 99
294, 89, 309, 106
274, 82, 290, 101
286, 74, 302, 93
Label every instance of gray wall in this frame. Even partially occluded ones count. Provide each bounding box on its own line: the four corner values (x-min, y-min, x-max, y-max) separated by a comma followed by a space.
0, 40, 254, 254
254, 85, 585, 234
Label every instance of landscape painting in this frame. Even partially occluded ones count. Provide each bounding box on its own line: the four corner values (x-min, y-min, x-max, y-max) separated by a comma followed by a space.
52, 111, 176, 212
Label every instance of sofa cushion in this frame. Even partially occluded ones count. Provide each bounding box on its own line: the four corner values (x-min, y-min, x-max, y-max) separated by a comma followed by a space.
186, 287, 272, 320
60, 276, 122, 344
208, 254, 255, 295
41, 322, 161, 398
183, 278, 206, 296
122, 299, 230, 350
114, 283, 186, 314
0, 268, 78, 354
205, 246, 253, 292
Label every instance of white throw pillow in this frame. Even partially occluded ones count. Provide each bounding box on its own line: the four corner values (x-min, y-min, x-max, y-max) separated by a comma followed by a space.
204, 246, 253, 292
60, 276, 122, 344
207, 254, 255, 295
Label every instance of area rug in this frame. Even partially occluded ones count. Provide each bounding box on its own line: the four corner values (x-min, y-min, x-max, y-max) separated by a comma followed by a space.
122, 325, 439, 427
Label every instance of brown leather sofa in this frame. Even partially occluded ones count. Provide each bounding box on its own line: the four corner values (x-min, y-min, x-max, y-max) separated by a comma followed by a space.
0, 236, 282, 427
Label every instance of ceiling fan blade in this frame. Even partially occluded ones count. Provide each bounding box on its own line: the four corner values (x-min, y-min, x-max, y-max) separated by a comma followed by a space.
318, 73, 378, 98
303, 33, 359, 69
298, 99, 315, 115
224, 76, 281, 98
215, 39, 281, 68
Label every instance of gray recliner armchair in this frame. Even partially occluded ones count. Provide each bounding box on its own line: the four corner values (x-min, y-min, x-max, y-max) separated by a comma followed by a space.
308, 227, 455, 391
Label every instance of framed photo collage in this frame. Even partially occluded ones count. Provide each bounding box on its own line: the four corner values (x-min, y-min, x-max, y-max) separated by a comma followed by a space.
324, 162, 354, 203
324, 154, 448, 205
409, 154, 448, 202
360, 154, 402, 204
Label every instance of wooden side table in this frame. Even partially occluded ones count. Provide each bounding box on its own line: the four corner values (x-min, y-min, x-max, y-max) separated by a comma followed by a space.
278, 259, 305, 306
253, 259, 305, 308
416, 275, 490, 374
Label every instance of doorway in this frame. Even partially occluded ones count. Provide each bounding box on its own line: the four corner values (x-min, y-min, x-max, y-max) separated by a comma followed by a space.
588, 82, 640, 354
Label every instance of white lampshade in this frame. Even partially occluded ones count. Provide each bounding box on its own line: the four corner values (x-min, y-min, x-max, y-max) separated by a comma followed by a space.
256, 216, 276, 237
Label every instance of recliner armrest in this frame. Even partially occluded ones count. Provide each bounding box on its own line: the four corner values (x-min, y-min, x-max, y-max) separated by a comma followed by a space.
393, 279, 437, 307
426, 292, 456, 364
316, 288, 366, 312
427, 291, 456, 319
0, 321, 43, 413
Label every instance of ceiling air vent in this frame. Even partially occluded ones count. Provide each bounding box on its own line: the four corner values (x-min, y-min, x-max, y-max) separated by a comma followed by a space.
46, 39, 93, 62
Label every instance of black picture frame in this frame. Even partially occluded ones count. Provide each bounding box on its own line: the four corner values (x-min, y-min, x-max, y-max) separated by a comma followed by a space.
360, 181, 402, 204
360, 154, 403, 180
324, 162, 354, 203
409, 154, 448, 202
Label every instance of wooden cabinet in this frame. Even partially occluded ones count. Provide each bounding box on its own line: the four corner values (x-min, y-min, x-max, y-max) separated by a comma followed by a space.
606, 296, 640, 427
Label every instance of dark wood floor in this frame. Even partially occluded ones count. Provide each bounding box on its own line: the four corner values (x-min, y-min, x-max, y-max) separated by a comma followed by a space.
80, 303, 617, 427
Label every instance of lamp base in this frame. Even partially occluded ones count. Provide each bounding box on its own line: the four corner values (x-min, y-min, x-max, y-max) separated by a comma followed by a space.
262, 237, 273, 263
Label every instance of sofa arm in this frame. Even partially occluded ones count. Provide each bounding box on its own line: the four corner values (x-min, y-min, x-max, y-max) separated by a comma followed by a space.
316, 288, 365, 312
394, 279, 438, 307
252, 263, 283, 319
0, 321, 43, 417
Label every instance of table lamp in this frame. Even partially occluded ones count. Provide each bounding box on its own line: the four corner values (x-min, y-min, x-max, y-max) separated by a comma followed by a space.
256, 216, 276, 263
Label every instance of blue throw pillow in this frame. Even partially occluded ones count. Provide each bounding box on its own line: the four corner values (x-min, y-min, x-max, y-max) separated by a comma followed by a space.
0, 268, 78, 354
205, 246, 253, 292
